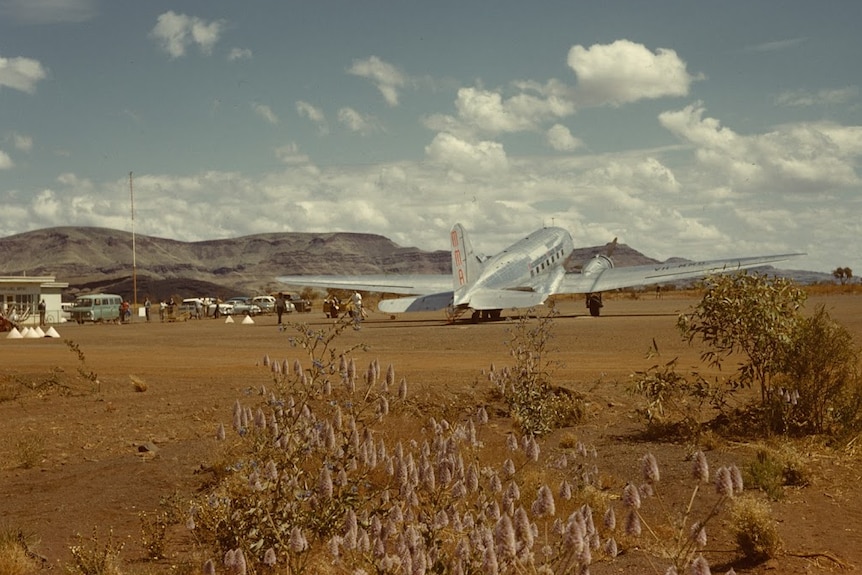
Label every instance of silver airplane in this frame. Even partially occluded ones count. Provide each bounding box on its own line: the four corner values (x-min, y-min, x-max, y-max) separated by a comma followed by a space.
278, 223, 803, 320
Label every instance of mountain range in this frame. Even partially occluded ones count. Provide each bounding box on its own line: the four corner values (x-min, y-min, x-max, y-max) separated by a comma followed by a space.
0, 227, 829, 301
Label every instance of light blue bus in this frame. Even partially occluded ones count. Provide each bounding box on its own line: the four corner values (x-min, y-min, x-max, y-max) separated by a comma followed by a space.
69, 294, 122, 323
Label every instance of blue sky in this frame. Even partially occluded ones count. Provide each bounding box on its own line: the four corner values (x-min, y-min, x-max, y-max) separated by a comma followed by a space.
1, 0, 860, 274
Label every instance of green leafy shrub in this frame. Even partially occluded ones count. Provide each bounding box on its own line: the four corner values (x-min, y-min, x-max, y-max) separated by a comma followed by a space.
774, 305, 861, 436
677, 272, 806, 406
630, 341, 728, 441
744, 447, 808, 501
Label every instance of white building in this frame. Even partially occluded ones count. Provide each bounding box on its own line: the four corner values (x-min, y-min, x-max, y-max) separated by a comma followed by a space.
1, 275, 70, 326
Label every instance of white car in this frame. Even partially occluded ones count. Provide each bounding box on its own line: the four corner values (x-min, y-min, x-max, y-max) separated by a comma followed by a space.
251, 295, 279, 313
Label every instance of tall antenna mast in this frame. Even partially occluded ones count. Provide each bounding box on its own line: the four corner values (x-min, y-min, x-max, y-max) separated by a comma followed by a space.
130, 171, 137, 315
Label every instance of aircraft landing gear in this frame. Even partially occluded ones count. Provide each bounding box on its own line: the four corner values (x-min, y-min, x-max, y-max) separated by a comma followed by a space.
470, 309, 503, 322
587, 293, 603, 317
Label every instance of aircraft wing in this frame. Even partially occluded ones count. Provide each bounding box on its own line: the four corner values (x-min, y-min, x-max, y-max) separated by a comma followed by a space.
557, 253, 804, 294
277, 274, 451, 296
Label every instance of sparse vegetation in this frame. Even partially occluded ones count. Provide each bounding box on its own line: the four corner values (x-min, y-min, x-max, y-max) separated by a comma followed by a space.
629, 340, 728, 441
730, 495, 783, 561
65, 340, 101, 393
773, 305, 862, 436
15, 434, 45, 470
622, 450, 744, 573
488, 309, 584, 436
5, 293, 861, 572
744, 446, 808, 501
184, 313, 763, 575
66, 529, 123, 575
0, 527, 41, 575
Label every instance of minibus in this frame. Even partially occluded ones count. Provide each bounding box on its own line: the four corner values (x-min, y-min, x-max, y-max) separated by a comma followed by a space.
69, 294, 122, 323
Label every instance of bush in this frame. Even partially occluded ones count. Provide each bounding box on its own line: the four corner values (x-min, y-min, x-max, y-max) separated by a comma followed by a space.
488, 309, 584, 436
629, 342, 728, 441
730, 495, 783, 561
677, 272, 806, 406
0, 528, 41, 575
744, 447, 808, 501
774, 305, 861, 435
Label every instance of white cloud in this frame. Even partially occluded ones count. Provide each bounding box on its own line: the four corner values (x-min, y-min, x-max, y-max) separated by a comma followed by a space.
776, 86, 859, 107
744, 37, 808, 53
0, 0, 96, 24
275, 143, 313, 166
567, 40, 699, 106
348, 56, 406, 106
150, 11, 224, 59
252, 103, 279, 125
659, 103, 862, 192
0, 150, 13, 170
424, 132, 509, 177
33, 189, 61, 220
546, 124, 583, 151
454, 86, 575, 136
13, 133, 33, 152
296, 101, 325, 123
338, 107, 379, 134
0, 55, 48, 93
227, 47, 253, 62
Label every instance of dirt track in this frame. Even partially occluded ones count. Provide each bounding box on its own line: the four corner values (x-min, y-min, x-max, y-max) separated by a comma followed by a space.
1, 293, 861, 573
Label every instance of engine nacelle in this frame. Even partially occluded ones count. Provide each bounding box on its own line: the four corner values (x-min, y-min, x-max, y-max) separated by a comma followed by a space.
581, 254, 614, 275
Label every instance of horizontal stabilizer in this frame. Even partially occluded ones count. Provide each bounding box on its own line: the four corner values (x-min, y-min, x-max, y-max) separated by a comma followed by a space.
278, 274, 451, 296
378, 291, 454, 313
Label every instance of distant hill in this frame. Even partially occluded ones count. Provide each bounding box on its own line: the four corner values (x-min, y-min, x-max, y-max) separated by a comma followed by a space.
0, 226, 829, 301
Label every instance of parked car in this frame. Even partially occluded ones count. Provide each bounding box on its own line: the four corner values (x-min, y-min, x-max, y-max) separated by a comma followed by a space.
288, 293, 312, 313
225, 297, 262, 316
251, 295, 277, 314
206, 299, 234, 316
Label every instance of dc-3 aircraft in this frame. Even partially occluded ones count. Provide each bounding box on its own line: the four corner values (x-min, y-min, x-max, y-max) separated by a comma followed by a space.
277, 223, 803, 321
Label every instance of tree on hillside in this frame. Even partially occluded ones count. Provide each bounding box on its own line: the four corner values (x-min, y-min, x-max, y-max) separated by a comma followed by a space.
677, 272, 807, 404
833, 267, 853, 285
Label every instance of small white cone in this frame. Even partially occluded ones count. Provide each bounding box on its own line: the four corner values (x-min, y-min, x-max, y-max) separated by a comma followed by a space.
225, 316, 234, 323
35, 326, 45, 337
19, 327, 30, 337
46, 326, 61, 338
6, 328, 22, 339
241, 315, 255, 325
24, 328, 41, 339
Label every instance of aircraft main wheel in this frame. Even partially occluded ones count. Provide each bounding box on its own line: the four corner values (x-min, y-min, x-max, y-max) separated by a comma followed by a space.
588, 296, 602, 317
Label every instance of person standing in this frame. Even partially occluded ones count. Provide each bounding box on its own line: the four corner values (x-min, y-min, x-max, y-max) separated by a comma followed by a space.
159, 299, 166, 322
351, 291, 363, 330
275, 292, 287, 325
144, 297, 151, 322
38, 299, 46, 326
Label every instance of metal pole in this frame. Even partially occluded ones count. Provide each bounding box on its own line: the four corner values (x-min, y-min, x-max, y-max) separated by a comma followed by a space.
130, 172, 137, 317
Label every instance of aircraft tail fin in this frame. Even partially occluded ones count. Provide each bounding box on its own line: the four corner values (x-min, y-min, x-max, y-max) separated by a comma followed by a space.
450, 223, 483, 290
